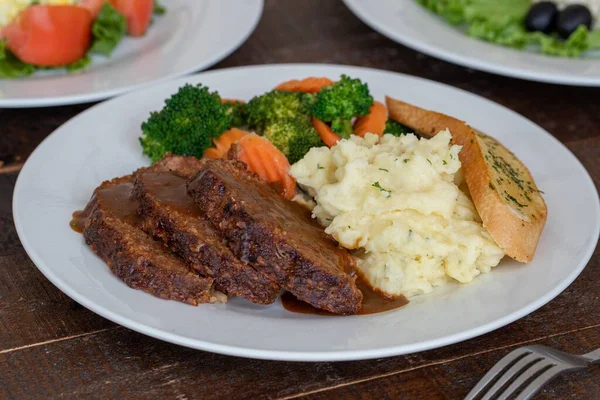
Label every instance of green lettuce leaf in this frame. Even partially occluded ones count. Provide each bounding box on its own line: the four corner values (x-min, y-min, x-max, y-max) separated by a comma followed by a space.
417, 0, 530, 25
154, 1, 166, 15
89, 2, 127, 56
416, 0, 470, 25
0, 39, 35, 79
531, 25, 589, 57
588, 29, 600, 50
33, 55, 91, 73
462, 0, 530, 27
468, 21, 529, 48
417, 0, 598, 58
66, 55, 92, 72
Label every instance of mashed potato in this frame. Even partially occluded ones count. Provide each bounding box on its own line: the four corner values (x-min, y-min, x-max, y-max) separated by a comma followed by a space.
290, 131, 505, 298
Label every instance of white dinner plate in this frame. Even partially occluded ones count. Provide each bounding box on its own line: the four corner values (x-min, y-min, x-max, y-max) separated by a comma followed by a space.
0, 0, 262, 108
343, 0, 600, 86
13, 64, 600, 361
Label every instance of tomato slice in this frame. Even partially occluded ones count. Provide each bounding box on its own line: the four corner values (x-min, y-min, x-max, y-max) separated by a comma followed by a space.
79, 0, 107, 18
1, 5, 92, 67
109, 0, 153, 36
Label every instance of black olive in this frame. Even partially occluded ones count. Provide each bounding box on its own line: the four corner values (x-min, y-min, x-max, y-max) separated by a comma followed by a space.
525, 2, 559, 34
557, 4, 593, 39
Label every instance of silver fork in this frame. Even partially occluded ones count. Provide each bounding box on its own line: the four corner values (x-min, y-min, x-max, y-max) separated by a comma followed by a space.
465, 345, 600, 400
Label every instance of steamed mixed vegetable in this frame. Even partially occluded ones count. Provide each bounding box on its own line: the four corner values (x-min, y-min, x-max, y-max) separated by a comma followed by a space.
0, 0, 165, 78
417, 0, 600, 57
138, 75, 413, 199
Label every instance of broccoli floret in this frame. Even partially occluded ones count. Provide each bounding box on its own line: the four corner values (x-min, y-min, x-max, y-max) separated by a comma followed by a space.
330, 118, 354, 139
224, 101, 248, 128
246, 90, 315, 131
311, 75, 373, 137
263, 117, 324, 164
384, 120, 412, 137
139, 84, 231, 162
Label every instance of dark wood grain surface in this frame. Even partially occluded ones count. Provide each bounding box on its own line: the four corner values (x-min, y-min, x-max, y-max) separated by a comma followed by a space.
1, 1, 599, 399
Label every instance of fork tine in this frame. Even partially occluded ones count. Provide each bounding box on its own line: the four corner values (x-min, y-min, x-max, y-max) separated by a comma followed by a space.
496, 361, 554, 400
513, 365, 564, 400
480, 353, 544, 400
464, 348, 533, 400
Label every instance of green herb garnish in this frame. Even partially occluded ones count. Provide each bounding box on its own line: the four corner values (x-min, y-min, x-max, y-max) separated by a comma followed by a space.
372, 181, 392, 197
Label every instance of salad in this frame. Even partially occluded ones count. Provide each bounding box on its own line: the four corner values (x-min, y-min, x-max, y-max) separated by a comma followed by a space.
0, 0, 165, 78
417, 0, 600, 57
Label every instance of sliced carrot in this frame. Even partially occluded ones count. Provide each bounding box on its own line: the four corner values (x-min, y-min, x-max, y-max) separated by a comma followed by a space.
203, 148, 222, 159
245, 144, 270, 181
281, 173, 296, 199
222, 99, 246, 104
233, 134, 296, 199
255, 143, 278, 182
203, 128, 249, 159
213, 128, 248, 153
204, 130, 296, 199
353, 101, 388, 137
312, 117, 341, 147
275, 77, 333, 93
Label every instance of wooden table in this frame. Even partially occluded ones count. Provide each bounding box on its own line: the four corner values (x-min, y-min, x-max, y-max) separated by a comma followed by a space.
1, 1, 599, 399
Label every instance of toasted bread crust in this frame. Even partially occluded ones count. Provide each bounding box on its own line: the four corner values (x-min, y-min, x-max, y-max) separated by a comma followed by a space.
386, 96, 547, 262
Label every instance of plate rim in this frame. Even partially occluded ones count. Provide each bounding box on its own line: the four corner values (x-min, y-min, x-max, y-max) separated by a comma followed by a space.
13, 63, 600, 361
0, 0, 264, 108
343, 0, 600, 87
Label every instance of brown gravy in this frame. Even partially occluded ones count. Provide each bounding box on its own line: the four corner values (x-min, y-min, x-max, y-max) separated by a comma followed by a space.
71, 173, 407, 316
70, 172, 198, 235
139, 172, 202, 218
70, 182, 139, 233
70, 208, 89, 233
281, 276, 409, 316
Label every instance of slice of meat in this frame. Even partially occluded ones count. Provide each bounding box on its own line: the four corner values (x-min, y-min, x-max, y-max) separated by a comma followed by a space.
151, 152, 207, 178
133, 168, 281, 305
187, 159, 363, 315
82, 174, 225, 305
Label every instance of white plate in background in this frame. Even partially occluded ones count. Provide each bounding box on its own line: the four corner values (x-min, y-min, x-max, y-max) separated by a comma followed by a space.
0, 0, 263, 108
13, 64, 600, 361
344, 0, 600, 86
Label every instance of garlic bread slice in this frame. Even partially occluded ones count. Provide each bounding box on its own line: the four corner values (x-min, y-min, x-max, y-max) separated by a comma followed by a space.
386, 96, 547, 262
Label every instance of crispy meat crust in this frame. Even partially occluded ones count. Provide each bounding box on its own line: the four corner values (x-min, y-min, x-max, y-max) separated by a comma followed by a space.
187, 159, 363, 315
82, 175, 222, 305
133, 166, 281, 304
